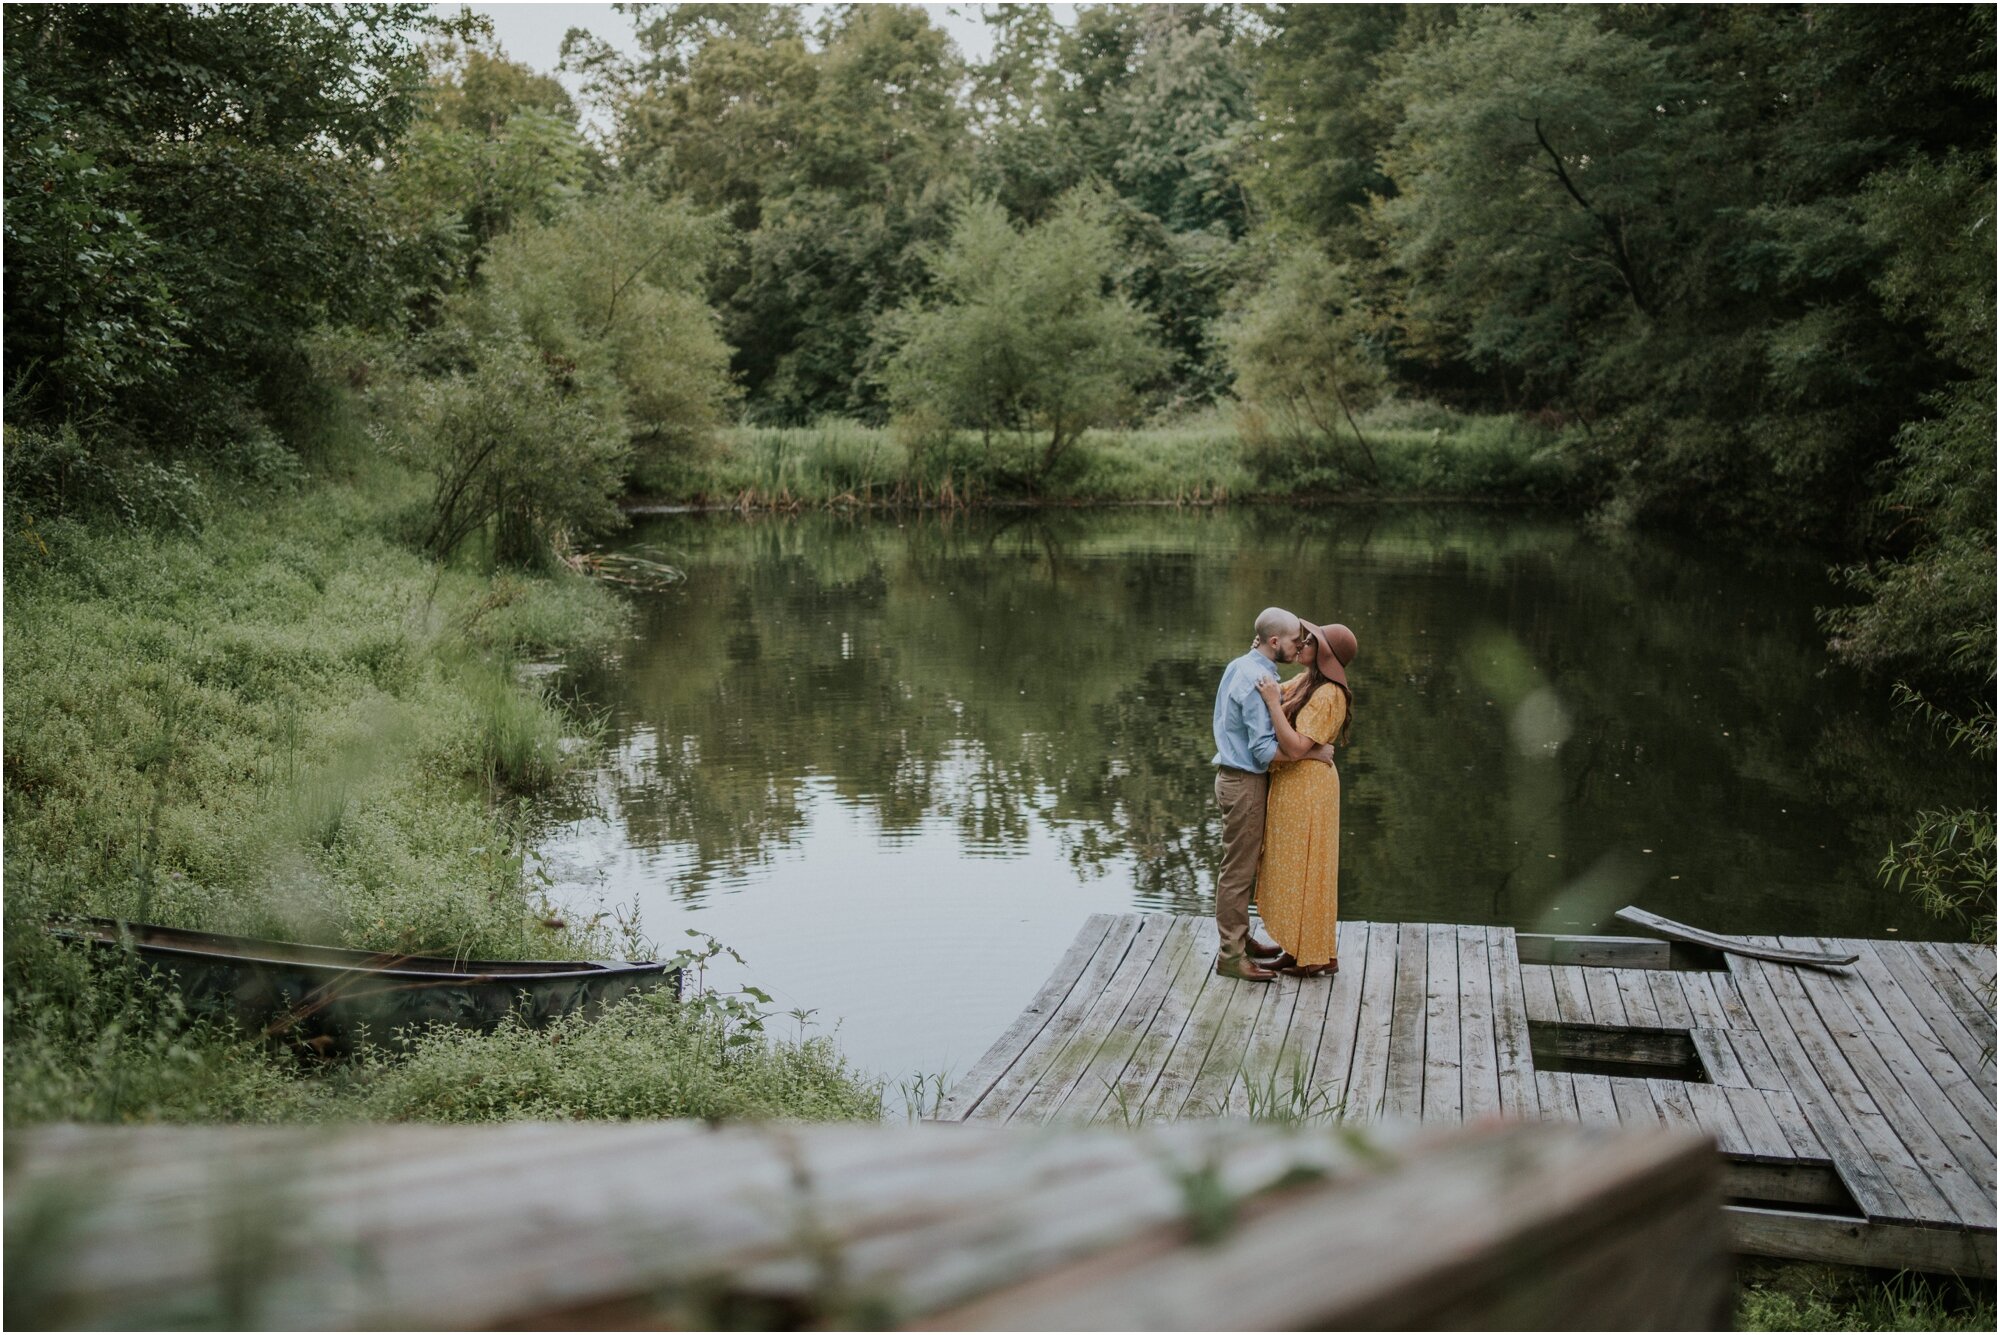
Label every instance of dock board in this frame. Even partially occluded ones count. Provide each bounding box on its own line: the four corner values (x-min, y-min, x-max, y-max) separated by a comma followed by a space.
938, 914, 1997, 1277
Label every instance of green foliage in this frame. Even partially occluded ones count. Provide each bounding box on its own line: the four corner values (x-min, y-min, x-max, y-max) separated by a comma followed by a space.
1224, 247, 1389, 484
575, 4, 964, 423
396, 336, 629, 566
356, 986, 882, 1123
1256, 5, 1995, 549
970, 5, 1257, 406
380, 43, 594, 297
1735, 1260, 1997, 1332
389, 191, 734, 566
2, 454, 624, 957
2, 3, 440, 443
0, 442, 880, 1129
1825, 150, 1996, 694
881, 193, 1169, 481
475, 191, 735, 457
629, 408, 1554, 508
1873, 686, 1996, 946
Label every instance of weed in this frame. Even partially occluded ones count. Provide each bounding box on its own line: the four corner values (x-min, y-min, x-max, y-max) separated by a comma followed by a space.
1736, 1259, 1997, 1332
628, 402, 1566, 509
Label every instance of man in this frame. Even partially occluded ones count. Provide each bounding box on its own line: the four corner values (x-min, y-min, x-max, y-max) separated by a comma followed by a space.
1210, 607, 1334, 980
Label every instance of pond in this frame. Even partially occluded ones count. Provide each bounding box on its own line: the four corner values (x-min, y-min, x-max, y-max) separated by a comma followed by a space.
535, 506, 1990, 1093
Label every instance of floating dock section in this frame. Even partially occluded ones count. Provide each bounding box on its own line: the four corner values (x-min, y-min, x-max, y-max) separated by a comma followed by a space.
935, 912, 1997, 1276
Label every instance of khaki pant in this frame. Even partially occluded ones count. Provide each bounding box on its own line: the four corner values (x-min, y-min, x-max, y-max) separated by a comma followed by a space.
1213, 766, 1268, 958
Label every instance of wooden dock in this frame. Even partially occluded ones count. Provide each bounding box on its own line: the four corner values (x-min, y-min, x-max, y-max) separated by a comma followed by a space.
936, 913, 1998, 1277
6, 1116, 1730, 1329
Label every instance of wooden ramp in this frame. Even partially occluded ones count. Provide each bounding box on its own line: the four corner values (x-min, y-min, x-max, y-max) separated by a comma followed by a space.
937, 913, 1997, 1277
5, 1117, 1729, 1330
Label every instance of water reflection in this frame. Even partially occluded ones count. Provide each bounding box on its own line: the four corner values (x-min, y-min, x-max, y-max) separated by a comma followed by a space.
535, 507, 1989, 1082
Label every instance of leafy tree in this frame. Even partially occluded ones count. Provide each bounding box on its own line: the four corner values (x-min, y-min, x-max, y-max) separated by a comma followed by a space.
1247, 3, 1409, 240
1826, 149, 1996, 694
576, 4, 965, 423
472, 192, 736, 460
1223, 248, 1387, 483
2, 3, 439, 445
879, 194, 1167, 481
381, 41, 594, 300
400, 336, 628, 566
396, 189, 735, 566
969, 5, 1258, 406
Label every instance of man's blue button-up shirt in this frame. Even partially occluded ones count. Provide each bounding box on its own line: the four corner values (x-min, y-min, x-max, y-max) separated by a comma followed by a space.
1211, 648, 1280, 772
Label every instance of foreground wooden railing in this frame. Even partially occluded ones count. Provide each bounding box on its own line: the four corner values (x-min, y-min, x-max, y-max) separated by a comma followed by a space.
5, 1117, 1727, 1329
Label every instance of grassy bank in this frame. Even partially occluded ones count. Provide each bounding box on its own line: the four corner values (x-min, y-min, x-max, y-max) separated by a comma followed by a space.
630, 403, 1571, 509
1736, 1259, 1996, 1331
2, 443, 882, 1125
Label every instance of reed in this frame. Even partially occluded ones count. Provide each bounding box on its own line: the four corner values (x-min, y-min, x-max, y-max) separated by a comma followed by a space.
630, 402, 1564, 509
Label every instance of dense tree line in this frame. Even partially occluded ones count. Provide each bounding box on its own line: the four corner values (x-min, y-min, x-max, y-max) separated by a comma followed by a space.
5, 5, 1991, 710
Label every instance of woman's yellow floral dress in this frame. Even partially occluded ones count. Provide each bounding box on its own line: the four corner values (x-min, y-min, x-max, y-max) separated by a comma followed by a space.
1257, 682, 1346, 967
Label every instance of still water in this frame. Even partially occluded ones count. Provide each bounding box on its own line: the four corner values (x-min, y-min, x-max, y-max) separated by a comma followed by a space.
535, 506, 1989, 1090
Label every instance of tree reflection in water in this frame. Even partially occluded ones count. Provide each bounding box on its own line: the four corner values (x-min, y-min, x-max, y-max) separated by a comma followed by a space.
541, 507, 1989, 940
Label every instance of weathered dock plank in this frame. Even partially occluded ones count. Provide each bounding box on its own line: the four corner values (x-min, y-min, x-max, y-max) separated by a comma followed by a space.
943, 913, 1996, 1274
1571, 1073, 1619, 1128
1614, 964, 1663, 1028
1486, 926, 1541, 1119
1550, 963, 1594, 1024
1609, 1076, 1661, 1129
1457, 926, 1502, 1119
6, 1117, 1736, 1331
1178, 967, 1267, 1119
1823, 940, 1997, 1165
1725, 1028, 1792, 1093
1584, 965, 1629, 1027
1536, 1069, 1579, 1123
1421, 923, 1463, 1122
1520, 960, 1558, 1024
1922, 941, 1995, 1022
1382, 923, 1430, 1119
1139, 952, 1238, 1121
968, 915, 1146, 1122
1646, 969, 1696, 1028
1104, 923, 1215, 1121
1784, 936, 1993, 1227
1866, 938, 1997, 1088
1342, 921, 1399, 1119
1228, 973, 1304, 1118
1728, 953, 1939, 1227
1057, 914, 1203, 1123
1306, 918, 1373, 1109
1647, 1078, 1701, 1134
1012, 914, 1175, 1124
1692, 1028, 1749, 1088
937, 913, 1116, 1120
1845, 939, 1997, 1152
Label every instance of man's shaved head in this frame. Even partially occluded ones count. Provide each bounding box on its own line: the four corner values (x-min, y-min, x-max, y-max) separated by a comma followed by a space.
1253, 607, 1300, 646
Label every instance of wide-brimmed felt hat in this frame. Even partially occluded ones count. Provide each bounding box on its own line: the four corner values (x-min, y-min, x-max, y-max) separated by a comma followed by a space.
1301, 620, 1356, 690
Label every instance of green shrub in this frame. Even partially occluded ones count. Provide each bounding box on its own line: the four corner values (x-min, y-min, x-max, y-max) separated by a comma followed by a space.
1736, 1260, 1997, 1332
356, 987, 883, 1123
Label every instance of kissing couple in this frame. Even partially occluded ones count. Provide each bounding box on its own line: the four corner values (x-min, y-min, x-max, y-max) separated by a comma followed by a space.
1210, 607, 1358, 982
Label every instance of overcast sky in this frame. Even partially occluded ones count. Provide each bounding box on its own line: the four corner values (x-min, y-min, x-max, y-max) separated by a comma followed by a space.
432, 3, 1069, 134
439, 3, 1039, 82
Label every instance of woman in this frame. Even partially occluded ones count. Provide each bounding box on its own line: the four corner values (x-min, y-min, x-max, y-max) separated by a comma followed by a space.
1250, 620, 1356, 977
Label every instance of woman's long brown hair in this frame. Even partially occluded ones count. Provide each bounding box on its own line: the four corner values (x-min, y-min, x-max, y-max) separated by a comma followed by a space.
1281, 635, 1353, 745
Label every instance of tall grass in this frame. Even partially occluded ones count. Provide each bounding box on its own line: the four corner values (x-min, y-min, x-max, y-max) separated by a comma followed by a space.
3, 445, 878, 1126
628, 402, 1567, 509
1735, 1260, 1997, 1332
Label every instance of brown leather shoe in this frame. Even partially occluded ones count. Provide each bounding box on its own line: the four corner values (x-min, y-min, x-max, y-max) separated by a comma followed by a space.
1215, 955, 1278, 982
1246, 936, 1284, 961
1282, 960, 1338, 978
